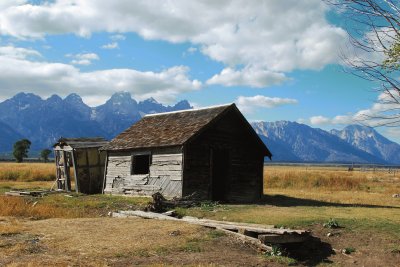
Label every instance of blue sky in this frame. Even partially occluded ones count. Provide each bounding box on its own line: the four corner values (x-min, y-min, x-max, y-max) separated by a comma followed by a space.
0, 0, 399, 142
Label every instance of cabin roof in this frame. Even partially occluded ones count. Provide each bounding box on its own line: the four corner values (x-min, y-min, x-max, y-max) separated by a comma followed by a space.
101, 103, 271, 157
53, 137, 109, 149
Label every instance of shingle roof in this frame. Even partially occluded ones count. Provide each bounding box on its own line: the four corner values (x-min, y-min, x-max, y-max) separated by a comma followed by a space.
101, 103, 271, 158
54, 137, 109, 149
101, 104, 234, 150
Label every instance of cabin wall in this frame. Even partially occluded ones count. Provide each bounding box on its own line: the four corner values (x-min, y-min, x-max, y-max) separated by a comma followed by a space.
183, 109, 265, 203
104, 146, 183, 198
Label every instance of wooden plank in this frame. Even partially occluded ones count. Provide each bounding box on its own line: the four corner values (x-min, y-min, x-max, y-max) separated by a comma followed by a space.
152, 155, 182, 160
71, 150, 80, 193
218, 228, 272, 252
117, 210, 308, 235
151, 170, 182, 176
63, 151, 72, 192
150, 165, 182, 171
258, 234, 309, 244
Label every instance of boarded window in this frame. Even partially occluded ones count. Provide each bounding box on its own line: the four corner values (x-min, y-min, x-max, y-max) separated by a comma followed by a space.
131, 154, 151, 174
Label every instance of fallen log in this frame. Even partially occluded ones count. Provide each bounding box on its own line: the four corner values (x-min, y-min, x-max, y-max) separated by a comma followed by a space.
113, 210, 311, 248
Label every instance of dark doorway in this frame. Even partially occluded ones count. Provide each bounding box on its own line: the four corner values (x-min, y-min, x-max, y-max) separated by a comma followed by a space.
210, 148, 230, 201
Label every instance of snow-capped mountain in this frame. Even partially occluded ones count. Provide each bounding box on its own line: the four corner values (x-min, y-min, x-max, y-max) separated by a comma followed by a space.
0, 92, 399, 164
331, 125, 400, 164
0, 92, 192, 152
252, 121, 397, 164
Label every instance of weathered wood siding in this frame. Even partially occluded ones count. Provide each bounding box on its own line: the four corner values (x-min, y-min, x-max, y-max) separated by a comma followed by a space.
104, 147, 183, 198
54, 146, 106, 194
183, 108, 265, 203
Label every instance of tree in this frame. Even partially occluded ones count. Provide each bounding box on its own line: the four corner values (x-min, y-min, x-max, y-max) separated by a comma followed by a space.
13, 139, 31, 163
40, 149, 52, 163
327, 0, 400, 127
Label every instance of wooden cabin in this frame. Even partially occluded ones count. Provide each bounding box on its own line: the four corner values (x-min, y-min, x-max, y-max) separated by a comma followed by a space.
53, 137, 108, 194
101, 104, 271, 202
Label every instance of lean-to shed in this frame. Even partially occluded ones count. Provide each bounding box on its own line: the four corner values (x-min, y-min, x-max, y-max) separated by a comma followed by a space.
53, 137, 108, 194
101, 104, 271, 202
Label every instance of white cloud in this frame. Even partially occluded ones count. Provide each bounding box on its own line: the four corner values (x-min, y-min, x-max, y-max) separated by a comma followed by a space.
310, 115, 331, 125
236, 95, 298, 114
101, 42, 118, 49
0, 46, 201, 105
207, 67, 287, 88
67, 52, 99, 65
0, 45, 41, 59
306, 91, 400, 127
0, 1, 347, 87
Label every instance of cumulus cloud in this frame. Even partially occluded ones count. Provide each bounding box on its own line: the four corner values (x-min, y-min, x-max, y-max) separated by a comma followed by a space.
0, 0, 347, 87
306, 91, 400, 127
101, 42, 118, 49
0, 45, 41, 59
310, 116, 331, 125
66, 52, 99, 65
207, 67, 287, 88
0, 46, 201, 105
236, 95, 298, 114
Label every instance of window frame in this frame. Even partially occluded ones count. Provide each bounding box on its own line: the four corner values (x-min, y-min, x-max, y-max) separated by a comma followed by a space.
130, 152, 152, 175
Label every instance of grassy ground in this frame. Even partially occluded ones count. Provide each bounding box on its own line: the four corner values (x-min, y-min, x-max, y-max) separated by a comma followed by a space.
0, 162, 55, 182
0, 163, 399, 266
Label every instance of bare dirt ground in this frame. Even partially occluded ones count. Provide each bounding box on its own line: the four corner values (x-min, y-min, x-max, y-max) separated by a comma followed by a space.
1, 215, 399, 266
0, 216, 270, 266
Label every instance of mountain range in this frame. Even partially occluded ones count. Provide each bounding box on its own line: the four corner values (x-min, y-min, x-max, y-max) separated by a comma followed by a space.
252, 121, 400, 164
0, 92, 399, 164
0, 92, 191, 152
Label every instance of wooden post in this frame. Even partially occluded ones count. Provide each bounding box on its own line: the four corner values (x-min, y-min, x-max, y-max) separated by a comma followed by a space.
102, 151, 108, 194
55, 150, 62, 190
63, 151, 71, 191
86, 149, 91, 194
71, 150, 79, 193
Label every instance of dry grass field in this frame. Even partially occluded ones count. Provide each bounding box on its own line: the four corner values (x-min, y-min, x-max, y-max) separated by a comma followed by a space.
0, 163, 55, 182
0, 162, 399, 266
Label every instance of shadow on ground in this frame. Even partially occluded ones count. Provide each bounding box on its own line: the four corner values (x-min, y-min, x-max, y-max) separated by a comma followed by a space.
282, 236, 334, 266
260, 194, 400, 209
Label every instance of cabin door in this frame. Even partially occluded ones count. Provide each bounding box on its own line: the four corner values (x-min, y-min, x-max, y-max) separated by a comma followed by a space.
210, 148, 230, 201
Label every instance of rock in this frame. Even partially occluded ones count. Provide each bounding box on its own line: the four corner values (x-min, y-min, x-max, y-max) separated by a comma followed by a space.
327, 232, 333, 237
169, 230, 181, 236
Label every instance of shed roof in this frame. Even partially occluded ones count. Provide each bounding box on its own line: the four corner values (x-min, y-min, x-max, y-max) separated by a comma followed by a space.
102, 104, 271, 157
54, 137, 109, 149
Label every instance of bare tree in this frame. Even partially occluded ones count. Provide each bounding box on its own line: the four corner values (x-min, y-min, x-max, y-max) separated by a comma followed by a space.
327, 0, 400, 126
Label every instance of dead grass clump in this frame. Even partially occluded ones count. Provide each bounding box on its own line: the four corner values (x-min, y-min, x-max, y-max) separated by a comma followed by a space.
265, 168, 366, 191
0, 163, 55, 182
0, 220, 24, 236
0, 196, 82, 219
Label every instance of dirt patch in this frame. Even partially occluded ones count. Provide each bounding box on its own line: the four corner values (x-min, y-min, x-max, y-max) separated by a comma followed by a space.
305, 224, 400, 267
1, 216, 399, 266
0, 217, 271, 266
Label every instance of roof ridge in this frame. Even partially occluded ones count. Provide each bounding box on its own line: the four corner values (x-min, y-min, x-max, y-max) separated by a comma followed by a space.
144, 103, 233, 117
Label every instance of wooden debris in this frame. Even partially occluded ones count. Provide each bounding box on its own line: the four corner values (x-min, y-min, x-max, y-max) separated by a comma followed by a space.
112, 210, 311, 251
218, 228, 272, 252
258, 233, 309, 244
145, 192, 202, 212
5, 190, 55, 197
